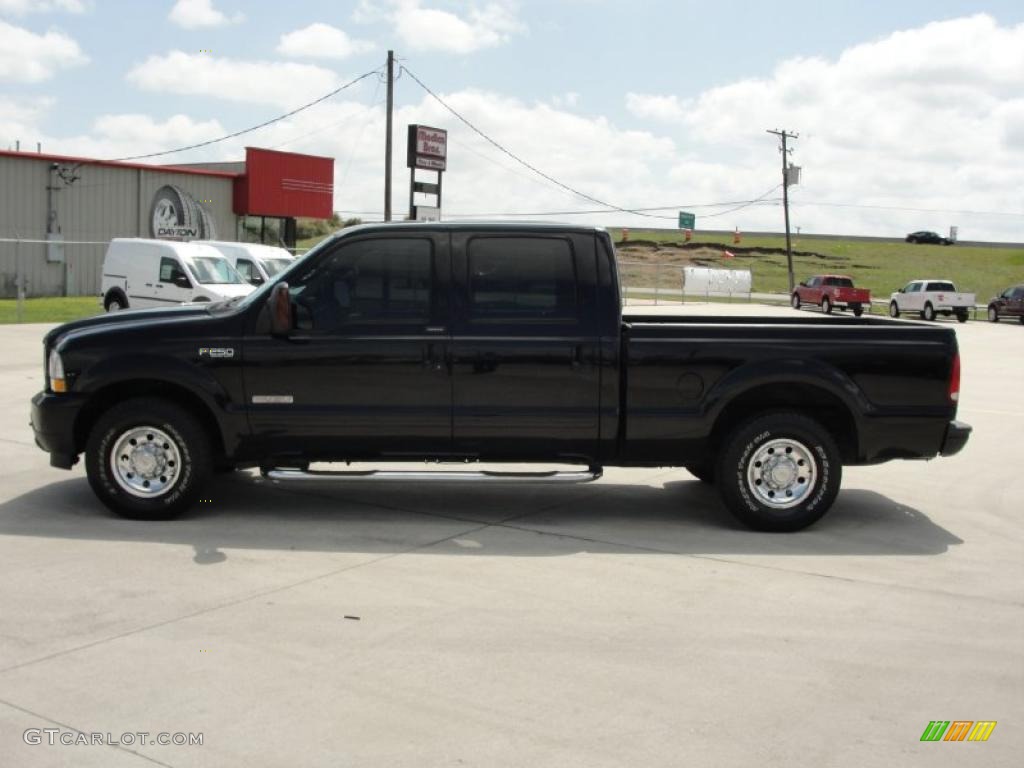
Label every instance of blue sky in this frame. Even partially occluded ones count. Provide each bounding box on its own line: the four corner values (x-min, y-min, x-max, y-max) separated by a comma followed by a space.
3, 1, 1024, 238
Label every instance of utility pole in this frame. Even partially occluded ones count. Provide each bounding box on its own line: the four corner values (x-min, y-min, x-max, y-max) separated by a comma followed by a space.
384, 50, 394, 222
767, 128, 798, 292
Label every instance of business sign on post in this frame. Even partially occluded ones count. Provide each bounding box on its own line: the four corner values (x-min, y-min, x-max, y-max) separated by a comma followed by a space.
678, 211, 696, 230
407, 125, 447, 171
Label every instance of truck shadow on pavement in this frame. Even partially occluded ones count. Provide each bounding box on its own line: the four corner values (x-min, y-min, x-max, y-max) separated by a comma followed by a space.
0, 471, 962, 558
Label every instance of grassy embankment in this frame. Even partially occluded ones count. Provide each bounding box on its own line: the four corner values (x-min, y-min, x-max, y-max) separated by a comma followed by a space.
609, 228, 1024, 305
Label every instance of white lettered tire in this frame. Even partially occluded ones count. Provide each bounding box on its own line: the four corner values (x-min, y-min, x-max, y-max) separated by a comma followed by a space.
716, 412, 842, 532
85, 397, 211, 519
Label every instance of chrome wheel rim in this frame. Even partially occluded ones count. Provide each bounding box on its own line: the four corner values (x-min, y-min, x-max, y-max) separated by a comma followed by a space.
889, 303, 898, 317
746, 438, 817, 510
110, 426, 181, 498
791, 295, 799, 308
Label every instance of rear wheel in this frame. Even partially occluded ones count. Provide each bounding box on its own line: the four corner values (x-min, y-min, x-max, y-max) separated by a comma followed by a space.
889, 301, 900, 318
821, 296, 833, 314
956, 311, 968, 323
85, 397, 211, 519
987, 306, 999, 322
923, 303, 936, 321
716, 412, 842, 532
790, 293, 801, 309
851, 304, 864, 317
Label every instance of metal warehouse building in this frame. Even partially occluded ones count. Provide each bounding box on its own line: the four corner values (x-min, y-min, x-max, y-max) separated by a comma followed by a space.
0, 146, 334, 298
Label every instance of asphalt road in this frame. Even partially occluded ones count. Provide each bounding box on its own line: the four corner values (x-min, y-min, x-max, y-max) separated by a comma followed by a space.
0, 307, 1020, 767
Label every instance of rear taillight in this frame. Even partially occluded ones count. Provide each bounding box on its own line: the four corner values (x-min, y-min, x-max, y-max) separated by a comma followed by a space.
949, 353, 960, 404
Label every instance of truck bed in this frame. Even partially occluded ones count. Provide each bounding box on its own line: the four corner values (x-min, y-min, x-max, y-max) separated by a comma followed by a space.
619, 312, 958, 466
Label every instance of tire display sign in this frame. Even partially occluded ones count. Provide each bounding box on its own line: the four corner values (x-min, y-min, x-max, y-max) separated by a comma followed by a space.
150, 185, 216, 240
407, 125, 447, 171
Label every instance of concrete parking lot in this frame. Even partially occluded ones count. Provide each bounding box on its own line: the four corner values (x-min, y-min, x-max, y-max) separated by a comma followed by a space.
0, 306, 1020, 767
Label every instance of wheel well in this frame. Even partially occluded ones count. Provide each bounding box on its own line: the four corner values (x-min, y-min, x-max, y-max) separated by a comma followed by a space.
710, 383, 858, 462
74, 380, 226, 460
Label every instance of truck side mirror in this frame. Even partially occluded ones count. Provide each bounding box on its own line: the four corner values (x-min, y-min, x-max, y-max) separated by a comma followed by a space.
173, 272, 192, 289
799, 281, 807, 287
268, 282, 292, 336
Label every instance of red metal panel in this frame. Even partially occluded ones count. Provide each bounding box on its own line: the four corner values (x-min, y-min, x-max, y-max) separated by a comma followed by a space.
233, 147, 334, 219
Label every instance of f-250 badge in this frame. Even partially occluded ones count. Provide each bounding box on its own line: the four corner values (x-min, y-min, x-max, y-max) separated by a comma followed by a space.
198, 347, 235, 358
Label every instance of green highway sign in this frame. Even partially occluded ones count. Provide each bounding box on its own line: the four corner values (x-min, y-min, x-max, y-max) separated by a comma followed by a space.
678, 211, 695, 229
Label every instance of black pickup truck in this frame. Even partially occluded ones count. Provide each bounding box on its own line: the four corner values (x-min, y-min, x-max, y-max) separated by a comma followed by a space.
30, 222, 971, 531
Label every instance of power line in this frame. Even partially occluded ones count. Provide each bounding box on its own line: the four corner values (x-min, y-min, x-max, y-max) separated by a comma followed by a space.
399, 63, 677, 220
107, 67, 384, 163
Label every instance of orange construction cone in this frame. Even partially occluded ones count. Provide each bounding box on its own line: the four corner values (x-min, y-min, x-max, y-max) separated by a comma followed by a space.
733, 227, 741, 244
622, 228, 630, 242
684, 228, 692, 242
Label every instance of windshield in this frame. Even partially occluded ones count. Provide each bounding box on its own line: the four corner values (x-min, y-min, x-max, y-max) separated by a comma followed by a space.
262, 258, 293, 277
188, 256, 246, 285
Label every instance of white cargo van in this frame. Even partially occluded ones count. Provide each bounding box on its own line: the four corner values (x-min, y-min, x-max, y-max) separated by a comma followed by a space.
100, 238, 254, 311
200, 241, 295, 287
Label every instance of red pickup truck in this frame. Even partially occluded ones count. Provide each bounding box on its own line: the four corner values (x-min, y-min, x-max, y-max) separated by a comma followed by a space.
792, 275, 871, 316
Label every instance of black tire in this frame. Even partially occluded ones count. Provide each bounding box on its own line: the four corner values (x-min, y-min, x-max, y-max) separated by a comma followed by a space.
821, 296, 833, 314
889, 301, 900, 318
85, 397, 211, 519
685, 463, 715, 484
790, 293, 801, 310
1019, 315, 1024, 325
987, 306, 999, 323
956, 311, 968, 323
851, 304, 864, 317
715, 412, 842, 532
922, 303, 935, 321
104, 289, 128, 312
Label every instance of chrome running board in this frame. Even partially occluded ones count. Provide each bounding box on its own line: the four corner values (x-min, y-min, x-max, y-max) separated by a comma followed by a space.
263, 467, 603, 484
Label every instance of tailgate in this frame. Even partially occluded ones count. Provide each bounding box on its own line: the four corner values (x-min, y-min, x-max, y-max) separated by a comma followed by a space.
837, 287, 871, 302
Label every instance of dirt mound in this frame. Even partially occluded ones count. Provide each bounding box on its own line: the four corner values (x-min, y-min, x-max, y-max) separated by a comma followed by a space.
615, 240, 832, 260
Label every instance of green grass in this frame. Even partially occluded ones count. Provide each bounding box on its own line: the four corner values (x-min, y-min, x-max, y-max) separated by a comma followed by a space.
609, 228, 1024, 303
0, 296, 103, 324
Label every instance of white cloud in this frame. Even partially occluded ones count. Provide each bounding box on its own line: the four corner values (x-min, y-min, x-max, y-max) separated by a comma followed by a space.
277, 22, 375, 59
626, 92, 687, 122
126, 51, 343, 108
361, 0, 524, 54
11, 14, 1024, 241
625, 14, 1024, 239
168, 0, 242, 29
0, 0, 86, 13
551, 91, 579, 109
0, 19, 87, 82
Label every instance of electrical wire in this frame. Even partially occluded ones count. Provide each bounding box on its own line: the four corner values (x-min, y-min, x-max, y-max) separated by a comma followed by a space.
400, 63, 678, 220
106, 67, 384, 162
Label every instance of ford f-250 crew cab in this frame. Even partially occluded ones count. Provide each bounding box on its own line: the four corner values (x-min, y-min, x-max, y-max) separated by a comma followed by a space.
31, 222, 972, 532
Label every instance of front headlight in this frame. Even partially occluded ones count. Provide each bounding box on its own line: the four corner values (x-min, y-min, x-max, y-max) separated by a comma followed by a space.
48, 348, 66, 393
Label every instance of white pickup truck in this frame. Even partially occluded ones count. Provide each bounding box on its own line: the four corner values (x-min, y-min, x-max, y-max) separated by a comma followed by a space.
889, 279, 975, 322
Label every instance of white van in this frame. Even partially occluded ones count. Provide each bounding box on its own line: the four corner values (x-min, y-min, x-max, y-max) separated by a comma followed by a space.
200, 241, 295, 287
100, 238, 254, 311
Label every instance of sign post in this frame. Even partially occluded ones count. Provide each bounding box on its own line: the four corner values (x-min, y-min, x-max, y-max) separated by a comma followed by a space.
407, 125, 447, 221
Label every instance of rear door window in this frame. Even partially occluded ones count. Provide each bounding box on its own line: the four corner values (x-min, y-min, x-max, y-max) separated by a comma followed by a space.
467, 237, 578, 321
927, 282, 956, 292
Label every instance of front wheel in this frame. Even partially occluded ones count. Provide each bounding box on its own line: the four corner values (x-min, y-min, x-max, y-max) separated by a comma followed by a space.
85, 397, 211, 519
922, 303, 936, 321
889, 301, 900, 318
791, 293, 801, 309
716, 412, 842, 532
988, 306, 999, 323
821, 296, 833, 314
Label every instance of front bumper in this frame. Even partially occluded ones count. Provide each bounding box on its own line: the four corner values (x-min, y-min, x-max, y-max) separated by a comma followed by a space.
940, 420, 972, 457
30, 390, 88, 469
